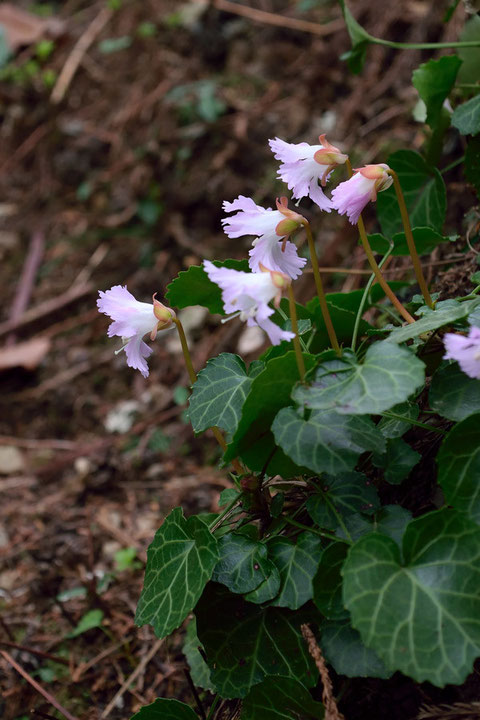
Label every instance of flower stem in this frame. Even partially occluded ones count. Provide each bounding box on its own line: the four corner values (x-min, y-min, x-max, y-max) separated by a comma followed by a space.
371, 37, 480, 50
388, 169, 434, 309
344, 159, 415, 325
287, 284, 306, 382
173, 317, 243, 474
303, 222, 341, 356
351, 242, 394, 352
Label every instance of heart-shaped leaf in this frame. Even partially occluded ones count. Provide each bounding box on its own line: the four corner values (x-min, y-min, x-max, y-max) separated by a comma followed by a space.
412, 56, 462, 129
342, 508, 480, 685
135, 508, 219, 638
195, 583, 318, 698
430, 362, 480, 421
268, 533, 322, 610
272, 407, 385, 476
212, 533, 278, 594
437, 414, 480, 525
189, 353, 254, 436
321, 621, 392, 679
241, 676, 324, 720
452, 93, 480, 136
372, 437, 421, 485
293, 343, 424, 415
131, 699, 198, 720
306, 473, 380, 531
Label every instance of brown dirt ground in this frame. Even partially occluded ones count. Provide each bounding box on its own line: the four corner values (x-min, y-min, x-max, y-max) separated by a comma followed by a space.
0, 1, 478, 718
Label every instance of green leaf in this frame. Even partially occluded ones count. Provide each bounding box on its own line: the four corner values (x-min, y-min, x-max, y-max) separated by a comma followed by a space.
241, 676, 324, 720
412, 56, 462, 129
212, 533, 277, 594
430, 362, 480, 421
183, 618, 214, 691
268, 533, 322, 610
130, 698, 198, 720
377, 150, 446, 237
244, 567, 281, 604
337, 504, 413, 545
195, 583, 318, 698
67, 609, 104, 638
307, 473, 380, 531
135, 508, 219, 638
342, 508, 480, 685
321, 621, 392, 679
466, 136, 480, 201
378, 402, 419, 438
337, 0, 371, 73
437, 414, 480, 524
387, 298, 480, 344
293, 343, 425, 415
452, 93, 480, 136
224, 351, 317, 466
272, 408, 384, 476
458, 15, 480, 85
307, 297, 371, 350
313, 543, 349, 620
372, 437, 421, 485
165, 259, 249, 314
367, 227, 450, 257
189, 354, 253, 436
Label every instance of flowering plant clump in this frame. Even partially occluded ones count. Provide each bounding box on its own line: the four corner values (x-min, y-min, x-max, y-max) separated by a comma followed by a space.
96, 8, 480, 719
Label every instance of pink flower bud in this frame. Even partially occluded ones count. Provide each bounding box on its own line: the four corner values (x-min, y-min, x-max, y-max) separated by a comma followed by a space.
331, 163, 393, 225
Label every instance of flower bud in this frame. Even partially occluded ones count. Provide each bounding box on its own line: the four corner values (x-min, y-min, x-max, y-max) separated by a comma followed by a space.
152, 296, 176, 339
313, 134, 349, 185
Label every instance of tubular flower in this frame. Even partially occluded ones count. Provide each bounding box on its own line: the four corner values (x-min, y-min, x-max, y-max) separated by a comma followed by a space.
221, 195, 307, 279
97, 285, 175, 378
203, 260, 295, 345
443, 326, 480, 380
331, 163, 393, 225
269, 134, 348, 211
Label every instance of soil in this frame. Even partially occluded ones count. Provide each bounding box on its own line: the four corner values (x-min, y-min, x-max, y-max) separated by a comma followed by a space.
0, 1, 478, 719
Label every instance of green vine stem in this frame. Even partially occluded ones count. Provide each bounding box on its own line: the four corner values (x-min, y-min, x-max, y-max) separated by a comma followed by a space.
173, 317, 244, 475
282, 516, 352, 545
351, 242, 394, 352
388, 169, 434, 309
370, 37, 480, 51
287, 284, 306, 381
303, 222, 342, 356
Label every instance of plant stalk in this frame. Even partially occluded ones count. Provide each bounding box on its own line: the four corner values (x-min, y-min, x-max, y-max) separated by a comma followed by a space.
351, 243, 394, 352
287, 284, 306, 381
173, 317, 243, 474
388, 169, 434, 309
303, 222, 341, 356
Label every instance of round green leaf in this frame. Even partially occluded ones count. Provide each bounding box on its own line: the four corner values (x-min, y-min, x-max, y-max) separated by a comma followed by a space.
244, 566, 281, 604
212, 533, 277, 594
321, 621, 392, 679
241, 676, 324, 720
272, 407, 385, 476
387, 298, 480, 344
131, 698, 198, 720
189, 353, 253, 436
372, 437, 421, 485
313, 542, 349, 620
378, 402, 419, 438
437, 414, 480, 524
342, 508, 480, 686
135, 508, 219, 638
430, 362, 480, 421
195, 583, 318, 698
293, 343, 425, 416
269, 533, 322, 610
452, 93, 480, 136
412, 56, 462, 130
306, 473, 380, 531
165, 259, 249, 314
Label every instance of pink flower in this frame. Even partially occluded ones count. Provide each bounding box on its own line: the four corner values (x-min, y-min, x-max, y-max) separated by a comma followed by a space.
203, 260, 295, 345
97, 285, 175, 378
269, 134, 348, 211
331, 163, 393, 224
443, 326, 480, 380
222, 195, 306, 279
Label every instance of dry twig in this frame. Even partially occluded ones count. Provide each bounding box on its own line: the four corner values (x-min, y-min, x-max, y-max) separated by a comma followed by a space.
301, 624, 345, 720
212, 0, 344, 36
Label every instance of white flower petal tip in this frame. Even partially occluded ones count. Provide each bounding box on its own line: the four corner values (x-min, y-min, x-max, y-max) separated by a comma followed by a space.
203, 261, 294, 345
268, 134, 347, 208
221, 194, 305, 279
443, 326, 480, 380
331, 163, 392, 225
97, 285, 175, 376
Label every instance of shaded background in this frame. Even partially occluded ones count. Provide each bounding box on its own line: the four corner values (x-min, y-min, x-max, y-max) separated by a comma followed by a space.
0, 1, 477, 718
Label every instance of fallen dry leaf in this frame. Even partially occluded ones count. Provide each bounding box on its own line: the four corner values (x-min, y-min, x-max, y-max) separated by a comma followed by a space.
0, 4, 65, 51
0, 336, 50, 371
